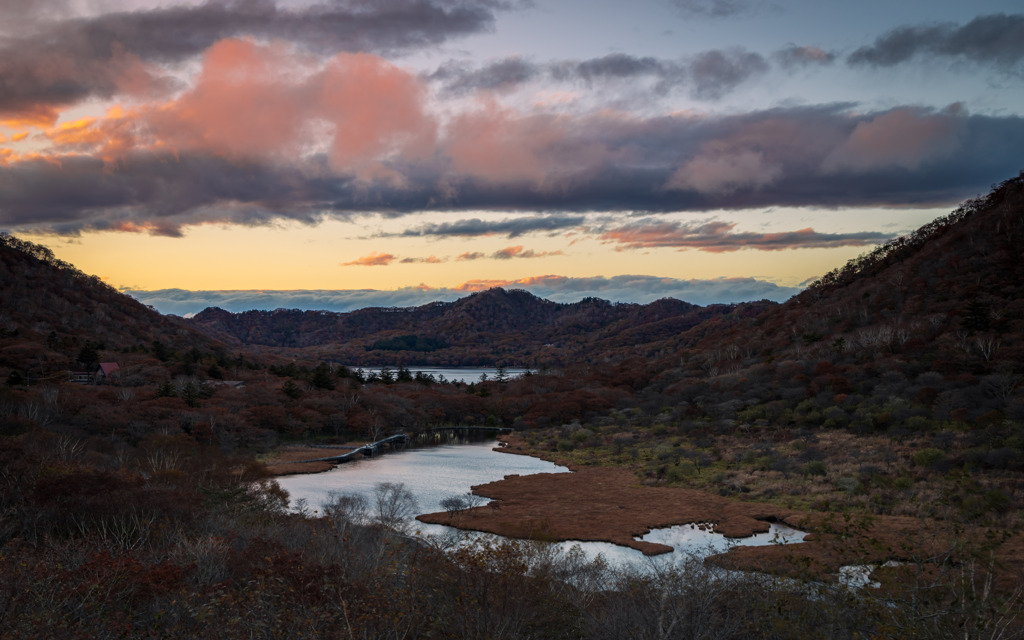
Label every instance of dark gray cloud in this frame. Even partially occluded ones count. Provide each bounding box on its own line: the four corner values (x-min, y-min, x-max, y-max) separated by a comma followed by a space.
124, 274, 800, 315
689, 49, 769, 99
429, 57, 540, 94
429, 50, 763, 99
848, 13, 1024, 70
0, 0, 502, 119
398, 215, 585, 238
671, 0, 753, 18
4, 105, 1023, 236
0, 152, 339, 235
574, 53, 667, 81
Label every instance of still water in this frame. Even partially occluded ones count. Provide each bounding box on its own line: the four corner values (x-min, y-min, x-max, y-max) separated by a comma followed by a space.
276, 439, 805, 569
353, 366, 531, 383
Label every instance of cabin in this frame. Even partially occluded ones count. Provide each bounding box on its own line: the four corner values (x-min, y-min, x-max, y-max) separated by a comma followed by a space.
68, 362, 120, 384
96, 362, 120, 380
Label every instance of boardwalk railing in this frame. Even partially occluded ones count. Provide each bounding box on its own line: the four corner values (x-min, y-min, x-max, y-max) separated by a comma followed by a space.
286, 427, 511, 466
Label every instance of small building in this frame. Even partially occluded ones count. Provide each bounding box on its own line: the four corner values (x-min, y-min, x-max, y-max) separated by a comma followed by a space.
68, 371, 92, 384
96, 362, 120, 381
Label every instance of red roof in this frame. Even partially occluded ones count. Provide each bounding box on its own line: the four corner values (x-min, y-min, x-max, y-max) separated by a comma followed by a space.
97, 362, 120, 376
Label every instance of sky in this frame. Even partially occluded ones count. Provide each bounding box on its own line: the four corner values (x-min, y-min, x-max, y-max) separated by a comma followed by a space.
2, 0, 1022, 315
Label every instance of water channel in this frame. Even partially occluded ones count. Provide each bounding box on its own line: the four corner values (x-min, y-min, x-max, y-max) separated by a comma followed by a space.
276, 438, 806, 570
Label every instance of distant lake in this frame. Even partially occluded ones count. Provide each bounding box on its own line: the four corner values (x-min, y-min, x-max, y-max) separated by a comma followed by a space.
351, 366, 532, 383
276, 440, 806, 570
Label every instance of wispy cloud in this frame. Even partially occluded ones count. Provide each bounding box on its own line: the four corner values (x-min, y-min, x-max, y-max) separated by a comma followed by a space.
491, 245, 563, 259
429, 49, 768, 99
342, 251, 397, 266
598, 220, 893, 252
670, 0, 756, 18
398, 215, 586, 238
774, 44, 836, 69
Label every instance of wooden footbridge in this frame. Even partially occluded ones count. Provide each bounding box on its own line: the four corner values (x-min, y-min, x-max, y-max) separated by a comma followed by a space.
286, 427, 512, 466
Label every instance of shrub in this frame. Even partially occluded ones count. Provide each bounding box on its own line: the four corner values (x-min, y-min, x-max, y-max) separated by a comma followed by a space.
804, 461, 828, 477
912, 447, 945, 468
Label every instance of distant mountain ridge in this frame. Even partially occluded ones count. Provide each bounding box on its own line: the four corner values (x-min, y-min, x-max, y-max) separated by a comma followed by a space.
188, 287, 776, 366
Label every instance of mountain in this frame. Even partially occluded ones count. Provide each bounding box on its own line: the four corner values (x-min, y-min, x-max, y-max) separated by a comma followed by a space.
692, 171, 1023, 367
642, 172, 1024, 433
188, 287, 777, 366
0, 234, 222, 380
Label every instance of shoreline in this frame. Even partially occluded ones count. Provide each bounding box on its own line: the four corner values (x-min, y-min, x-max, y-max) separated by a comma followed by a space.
265, 435, 1024, 585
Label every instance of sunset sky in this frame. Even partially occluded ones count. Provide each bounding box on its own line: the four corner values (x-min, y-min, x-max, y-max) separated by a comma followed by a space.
2, 0, 1022, 315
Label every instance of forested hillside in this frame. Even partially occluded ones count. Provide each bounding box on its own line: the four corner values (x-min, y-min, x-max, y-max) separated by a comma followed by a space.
189, 287, 774, 366
0, 234, 223, 384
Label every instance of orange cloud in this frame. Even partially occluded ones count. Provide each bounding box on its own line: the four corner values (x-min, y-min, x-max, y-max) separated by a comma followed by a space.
12, 132, 29, 142
1, 105, 62, 130
44, 117, 105, 148
455, 279, 517, 292
492, 245, 563, 259
823, 105, 964, 172
455, 274, 569, 292
342, 251, 396, 266
456, 251, 486, 261
399, 255, 443, 264
317, 51, 436, 172
142, 38, 436, 175
446, 98, 566, 183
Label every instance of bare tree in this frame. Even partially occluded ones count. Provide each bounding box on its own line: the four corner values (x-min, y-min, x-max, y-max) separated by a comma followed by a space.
373, 482, 417, 532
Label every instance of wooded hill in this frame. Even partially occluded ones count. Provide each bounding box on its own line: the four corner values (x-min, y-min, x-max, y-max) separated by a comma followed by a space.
640, 171, 1024, 430
0, 234, 223, 383
188, 288, 776, 367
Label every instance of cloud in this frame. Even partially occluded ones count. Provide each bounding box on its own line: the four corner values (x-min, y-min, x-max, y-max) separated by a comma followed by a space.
573, 53, 669, 81
398, 215, 585, 238
822, 105, 965, 172
774, 45, 836, 69
430, 50, 765, 100
670, 0, 754, 18
491, 245, 562, 259
848, 14, 1024, 71
144, 38, 437, 173
688, 49, 769, 99
400, 255, 443, 264
342, 251, 396, 266
429, 57, 540, 94
5, 104, 1024, 235
457, 251, 486, 261
668, 149, 782, 194
444, 98, 567, 183
0, 0, 503, 122
598, 220, 893, 252
124, 274, 801, 315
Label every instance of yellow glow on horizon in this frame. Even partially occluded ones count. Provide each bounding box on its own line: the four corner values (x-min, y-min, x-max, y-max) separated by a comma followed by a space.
15, 204, 948, 295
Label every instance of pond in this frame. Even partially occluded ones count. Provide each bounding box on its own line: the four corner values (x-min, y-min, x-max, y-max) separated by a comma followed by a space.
352, 366, 532, 383
275, 439, 806, 570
